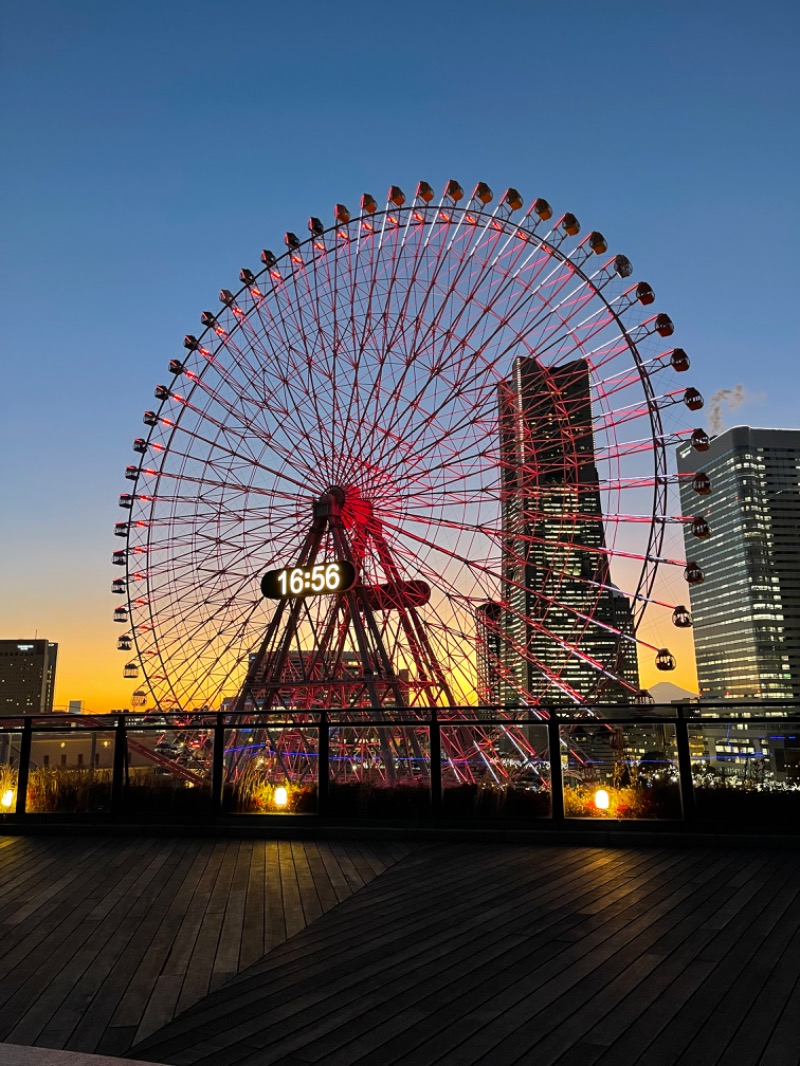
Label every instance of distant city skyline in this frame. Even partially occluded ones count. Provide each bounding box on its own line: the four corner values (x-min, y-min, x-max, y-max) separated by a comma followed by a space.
1, 1, 797, 710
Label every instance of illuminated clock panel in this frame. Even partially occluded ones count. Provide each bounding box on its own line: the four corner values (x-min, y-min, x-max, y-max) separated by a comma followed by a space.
260, 560, 357, 599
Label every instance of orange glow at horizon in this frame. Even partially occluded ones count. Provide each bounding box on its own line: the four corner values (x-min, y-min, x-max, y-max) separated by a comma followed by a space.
1, 557, 698, 715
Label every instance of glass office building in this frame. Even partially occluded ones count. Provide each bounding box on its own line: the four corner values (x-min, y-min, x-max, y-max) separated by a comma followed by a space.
677, 426, 800, 699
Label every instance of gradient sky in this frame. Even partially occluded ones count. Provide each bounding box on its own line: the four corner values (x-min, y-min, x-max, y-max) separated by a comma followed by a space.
1, 0, 798, 710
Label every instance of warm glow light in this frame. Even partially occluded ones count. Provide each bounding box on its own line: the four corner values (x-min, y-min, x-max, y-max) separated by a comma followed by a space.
1, 789, 14, 809
594, 789, 610, 810
273, 786, 288, 808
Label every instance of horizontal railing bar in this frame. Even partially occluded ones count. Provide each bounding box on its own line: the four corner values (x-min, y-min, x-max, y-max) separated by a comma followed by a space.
4, 713, 800, 731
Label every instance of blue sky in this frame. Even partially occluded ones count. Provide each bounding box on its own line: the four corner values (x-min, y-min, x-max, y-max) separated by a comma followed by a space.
1, 0, 798, 707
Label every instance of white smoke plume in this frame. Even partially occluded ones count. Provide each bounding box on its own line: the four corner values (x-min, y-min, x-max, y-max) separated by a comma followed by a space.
708, 385, 746, 435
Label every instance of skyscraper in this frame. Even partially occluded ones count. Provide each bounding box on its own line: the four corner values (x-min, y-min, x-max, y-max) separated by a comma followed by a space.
0, 640, 58, 714
677, 426, 800, 699
497, 356, 639, 704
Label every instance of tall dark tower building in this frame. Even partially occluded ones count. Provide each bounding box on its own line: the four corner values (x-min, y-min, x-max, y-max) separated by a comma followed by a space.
677, 426, 800, 699
0, 640, 58, 715
498, 356, 638, 704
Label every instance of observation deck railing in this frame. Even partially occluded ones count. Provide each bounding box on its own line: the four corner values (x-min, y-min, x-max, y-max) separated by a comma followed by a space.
1, 702, 799, 831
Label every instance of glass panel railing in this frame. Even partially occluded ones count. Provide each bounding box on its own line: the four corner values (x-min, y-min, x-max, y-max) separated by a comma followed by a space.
689, 719, 800, 824
562, 720, 681, 820
223, 723, 318, 813
328, 721, 431, 818
124, 727, 212, 815
440, 722, 551, 819
26, 730, 115, 813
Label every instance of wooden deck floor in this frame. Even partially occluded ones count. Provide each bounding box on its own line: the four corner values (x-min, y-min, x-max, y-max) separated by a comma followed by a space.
0, 835, 412, 1058
1, 835, 799, 1065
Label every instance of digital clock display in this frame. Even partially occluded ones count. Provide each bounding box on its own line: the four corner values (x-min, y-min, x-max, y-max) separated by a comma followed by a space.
260, 561, 357, 599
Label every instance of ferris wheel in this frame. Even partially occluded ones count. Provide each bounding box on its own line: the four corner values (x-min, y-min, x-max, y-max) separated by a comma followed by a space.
112, 179, 709, 756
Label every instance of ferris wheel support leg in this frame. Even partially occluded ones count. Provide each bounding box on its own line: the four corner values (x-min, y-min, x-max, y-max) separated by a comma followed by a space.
370, 526, 454, 708
328, 522, 409, 709
339, 583, 427, 782
342, 587, 397, 784
238, 521, 327, 715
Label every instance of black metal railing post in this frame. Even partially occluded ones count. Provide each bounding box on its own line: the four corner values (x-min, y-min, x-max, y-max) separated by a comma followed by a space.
15, 718, 33, 815
546, 710, 565, 822
430, 710, 442, 818
111, 714, 127, 814
674, 705, 695, 821
211, 714, 225, 815
318, 711, 329, 816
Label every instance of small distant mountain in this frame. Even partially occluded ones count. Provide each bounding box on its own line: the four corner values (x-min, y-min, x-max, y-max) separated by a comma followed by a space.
647, 681, 699, 704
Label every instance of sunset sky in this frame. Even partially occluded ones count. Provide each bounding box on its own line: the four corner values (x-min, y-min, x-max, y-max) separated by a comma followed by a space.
1, 0, 797, 711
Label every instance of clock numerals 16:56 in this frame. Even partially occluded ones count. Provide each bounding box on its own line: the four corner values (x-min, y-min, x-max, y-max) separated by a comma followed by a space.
260, 561, 357, 600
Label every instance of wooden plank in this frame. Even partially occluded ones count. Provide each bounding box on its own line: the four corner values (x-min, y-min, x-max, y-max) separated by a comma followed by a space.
173, 841, 240, 1015
225, 845, 636, 993
133, 974, 185, 1045
264, 840, 286, 951
211, 839, 253, 986
0, 839, 80, 915
290, 840, 323, 927
424, 852, 742, 1066
238, 840, 266, 971
0, 835, 409, 1058
276, 840, 305, 942
325, 841, 370, 892
315, 840, 368, 904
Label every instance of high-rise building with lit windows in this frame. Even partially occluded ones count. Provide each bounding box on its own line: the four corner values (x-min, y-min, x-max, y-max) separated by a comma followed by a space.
677, 426, 800, 699
497, 356, 639, 704
0, 640, 58, 715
